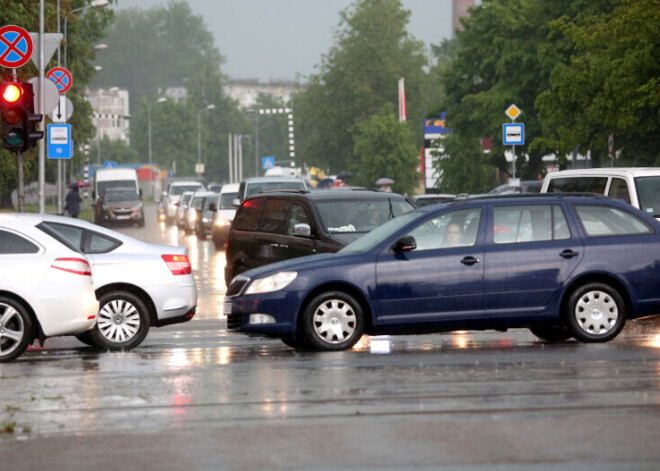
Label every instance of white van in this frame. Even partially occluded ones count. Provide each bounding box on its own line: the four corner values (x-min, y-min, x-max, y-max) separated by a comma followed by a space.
93, 168, 140, 202
541, 168, 660, 219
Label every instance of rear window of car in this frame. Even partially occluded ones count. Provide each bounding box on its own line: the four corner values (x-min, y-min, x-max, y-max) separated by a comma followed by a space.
233, 198, 264, 231
573, 205, 653, 237
171, 185, 203, 196
38, 222, 121, 254
547, 177, 608, 194
246, 181, 305, 198
0, 230, 40, 254
635, 176, 660, 218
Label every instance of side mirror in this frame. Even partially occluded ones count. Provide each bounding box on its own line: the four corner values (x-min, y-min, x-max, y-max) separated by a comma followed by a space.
392, 235, 416, 253
209, 203, 217, 212
292, 223, 312, 238
232, 198, 241, 208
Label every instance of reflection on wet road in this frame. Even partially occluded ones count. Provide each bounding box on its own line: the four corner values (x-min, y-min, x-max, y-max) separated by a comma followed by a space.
2, 204, 660, 469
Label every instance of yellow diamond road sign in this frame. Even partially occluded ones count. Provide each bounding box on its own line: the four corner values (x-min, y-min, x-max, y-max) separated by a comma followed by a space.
505, 104, 521, 121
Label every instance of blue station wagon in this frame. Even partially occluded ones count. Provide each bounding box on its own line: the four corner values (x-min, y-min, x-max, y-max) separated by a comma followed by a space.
224, 194, 660, 351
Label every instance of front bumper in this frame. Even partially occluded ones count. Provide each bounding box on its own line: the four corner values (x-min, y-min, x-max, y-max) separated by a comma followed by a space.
224, 291, 298, 337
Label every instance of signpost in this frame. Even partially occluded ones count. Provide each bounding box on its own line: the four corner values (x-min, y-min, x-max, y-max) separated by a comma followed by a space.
0, 25, 33, 68
503, 104, 524, 179
262, 156, 275, 170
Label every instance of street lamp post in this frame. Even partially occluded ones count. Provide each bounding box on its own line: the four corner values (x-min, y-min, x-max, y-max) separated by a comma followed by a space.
63, 0, 109, 69
197, 104, 215, 179
148, 98, 167, 199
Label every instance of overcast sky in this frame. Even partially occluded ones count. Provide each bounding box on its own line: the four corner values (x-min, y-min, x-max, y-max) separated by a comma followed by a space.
115, 0, 453, 82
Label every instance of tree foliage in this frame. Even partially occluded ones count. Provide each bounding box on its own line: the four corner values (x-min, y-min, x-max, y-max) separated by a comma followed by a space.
535, 0, 660, 166
434, 133, 495, 194
0, 0, 114, 209
294, 0, 428, 175
351, 103, 420, 194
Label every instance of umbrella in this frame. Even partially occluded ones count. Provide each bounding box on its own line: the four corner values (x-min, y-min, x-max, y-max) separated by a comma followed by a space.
337, 171, 354, 180
67, 181, 90, 189
375, 177, 394, 185
316, 178, 335, 189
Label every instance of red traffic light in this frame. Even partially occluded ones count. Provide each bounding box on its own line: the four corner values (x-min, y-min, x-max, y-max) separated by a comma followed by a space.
2, 83, 22, 103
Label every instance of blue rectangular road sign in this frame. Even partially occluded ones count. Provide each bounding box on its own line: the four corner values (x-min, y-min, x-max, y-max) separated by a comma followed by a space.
503, 123, 524, 146
47, 124, 72, 159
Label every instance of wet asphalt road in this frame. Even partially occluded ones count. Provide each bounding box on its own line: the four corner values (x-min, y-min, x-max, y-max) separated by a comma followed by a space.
2, 203, 660, 470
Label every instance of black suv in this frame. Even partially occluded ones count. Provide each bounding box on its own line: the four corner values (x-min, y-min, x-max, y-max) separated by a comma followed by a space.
224, 189, 416, 285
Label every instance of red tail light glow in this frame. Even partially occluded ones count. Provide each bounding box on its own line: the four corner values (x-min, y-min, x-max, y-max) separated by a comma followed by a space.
162, 254, 192, 275
52, 258, 92, 276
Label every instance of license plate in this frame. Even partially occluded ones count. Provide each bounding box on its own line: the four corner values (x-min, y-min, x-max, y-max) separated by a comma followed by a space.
117, 215, 130, 220
223, 300, 232, 315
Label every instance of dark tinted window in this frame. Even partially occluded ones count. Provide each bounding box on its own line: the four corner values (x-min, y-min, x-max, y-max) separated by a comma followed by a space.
547, 177, 608, 194
635, 176, 660, 218
0, 230, 40, 254
233, 198, 264, 231
38, 222, 121, 254
84, 231, 122, 253
258, 198, 290, 234
287, 202, 312, 235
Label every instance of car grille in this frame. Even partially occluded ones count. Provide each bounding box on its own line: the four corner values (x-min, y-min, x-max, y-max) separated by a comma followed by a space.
227, 312, 243, 330
226, 278, 248, 296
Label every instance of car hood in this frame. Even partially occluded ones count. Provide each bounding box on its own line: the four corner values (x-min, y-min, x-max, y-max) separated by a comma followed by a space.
329, 232, 364, 246
240, 251, 358, 281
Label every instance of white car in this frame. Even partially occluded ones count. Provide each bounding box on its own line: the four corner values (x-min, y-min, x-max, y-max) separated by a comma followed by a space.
212, 182, 239, 249
184, 193, 206, 235
35, 214, 198, 351
176, 191, 195, 230
162, 180, 205, 224
0, 214, 99, 363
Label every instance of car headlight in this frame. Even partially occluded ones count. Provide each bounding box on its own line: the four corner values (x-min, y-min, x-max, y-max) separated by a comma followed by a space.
215, 218, 232, 227
245, 271, 298, 294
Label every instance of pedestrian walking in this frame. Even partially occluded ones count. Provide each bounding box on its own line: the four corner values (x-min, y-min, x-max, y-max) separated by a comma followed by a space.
65, 185, 82, 218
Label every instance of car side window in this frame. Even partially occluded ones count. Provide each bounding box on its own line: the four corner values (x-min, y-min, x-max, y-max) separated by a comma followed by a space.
258, 198, 290, 235
0, 230, 40, 254
287, 202, 312, 236
84, 230, 122, 253
407, 208, 481, 251
574, 205, 653, 237
608, 178, 631, 204
493, 205, 570, 244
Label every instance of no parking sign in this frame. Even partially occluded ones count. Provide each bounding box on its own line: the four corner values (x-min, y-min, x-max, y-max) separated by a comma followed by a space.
46, 67, 73, 94
0, 25, 33, 68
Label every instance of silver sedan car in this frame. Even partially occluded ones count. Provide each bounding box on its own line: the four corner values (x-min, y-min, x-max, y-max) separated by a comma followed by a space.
35, 214, 198, 351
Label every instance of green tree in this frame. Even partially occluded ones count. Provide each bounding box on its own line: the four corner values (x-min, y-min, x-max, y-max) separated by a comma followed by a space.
0, 0, 114, 209
433, 133, 495, 194
294, 0, 428, 174
436, 0, 603, 189
351, 103, 420, 195
253, 93, 291, 170
534, 0, 660, 166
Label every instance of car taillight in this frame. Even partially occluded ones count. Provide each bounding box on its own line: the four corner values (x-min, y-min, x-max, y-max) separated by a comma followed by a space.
51, 258, 92, 276
162, 254, 192, 275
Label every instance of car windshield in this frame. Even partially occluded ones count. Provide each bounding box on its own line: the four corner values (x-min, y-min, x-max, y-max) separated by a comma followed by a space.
104, 190, 139, 202
172, 185, 202, 196
635, 176, 660, 218
315, 198, 415, 234
339, 210, 423, 254
220, 192, 238, 209
98, 180, 136, 195
246, 181, 305, 197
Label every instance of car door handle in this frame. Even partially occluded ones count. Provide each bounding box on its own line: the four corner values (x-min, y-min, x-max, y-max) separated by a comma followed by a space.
279, 244, 288, 249
460, 256, 480, 265
560, 249, 579, 258
269, 243, 279, 248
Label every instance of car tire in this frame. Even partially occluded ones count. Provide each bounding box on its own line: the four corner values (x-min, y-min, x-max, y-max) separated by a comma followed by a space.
300, 291, 364, 351
529, 325, 572, 343
565, 282, 626, 343
89, 291, 150, 351
0, 296, 34, 363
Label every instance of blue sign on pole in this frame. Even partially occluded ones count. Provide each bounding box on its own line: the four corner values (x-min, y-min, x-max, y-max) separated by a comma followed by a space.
503, 123, 525, 145
262, 156, 275, 169
47, 124, 72, 159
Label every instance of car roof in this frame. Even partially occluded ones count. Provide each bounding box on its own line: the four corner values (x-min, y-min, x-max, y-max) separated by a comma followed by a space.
219, 183, 240, 193
544, 168, 660, 178
243, 177, 304, 183
245, 189, 412, 202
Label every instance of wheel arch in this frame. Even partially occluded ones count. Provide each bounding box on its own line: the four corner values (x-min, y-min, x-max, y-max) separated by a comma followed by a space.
297, 282, 374, 333
0, 290, 44, 342
95, 283, 157, 326
561, 273, 632, 319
